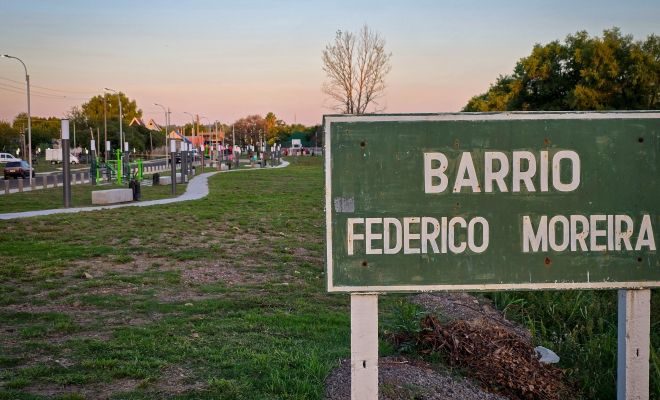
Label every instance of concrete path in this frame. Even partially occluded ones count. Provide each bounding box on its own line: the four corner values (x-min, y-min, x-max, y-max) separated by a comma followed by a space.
0, 160, 289, 220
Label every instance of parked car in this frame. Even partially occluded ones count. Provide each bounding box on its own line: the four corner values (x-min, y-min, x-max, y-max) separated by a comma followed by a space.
3, 160, 35, 179
0, 153, 21, 164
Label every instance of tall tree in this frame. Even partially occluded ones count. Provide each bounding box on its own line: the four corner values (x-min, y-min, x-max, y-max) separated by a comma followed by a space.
464, 28, 659, 111
264, 112, 277, 140
233, 115, 266, 145
78, 92, 144, 151
81, 92, 142, 124
12, 113, 60, 149
0, 121, 19, 152
322, 25, 392, 114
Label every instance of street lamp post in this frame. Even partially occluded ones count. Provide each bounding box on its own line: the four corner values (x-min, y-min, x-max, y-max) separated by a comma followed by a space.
183, 112, 196, 174
2, 54, 33, 186
103, 95, 108, 161
105, 88, 125, 180
201, 116, 212, 172
154, 103, 170, 167
104, 88, 123, 159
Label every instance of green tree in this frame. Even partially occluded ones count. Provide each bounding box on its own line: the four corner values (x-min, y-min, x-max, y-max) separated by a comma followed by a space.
463, 28, 659, 111
233, 115, 266, 145
0, 120, 19, 152
12, 113, 60, 149
264, 112, 277, 140
81, 92, 142, 123
78, 93, 143, 151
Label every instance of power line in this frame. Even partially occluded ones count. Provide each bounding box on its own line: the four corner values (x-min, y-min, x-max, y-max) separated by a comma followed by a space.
0, 76, 97, 95
0, 85, 92, 101
0, 83, 66, 99
0, 82, 93, 101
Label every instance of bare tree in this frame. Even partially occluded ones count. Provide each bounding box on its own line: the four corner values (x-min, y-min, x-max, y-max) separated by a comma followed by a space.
322, 25, 392, 114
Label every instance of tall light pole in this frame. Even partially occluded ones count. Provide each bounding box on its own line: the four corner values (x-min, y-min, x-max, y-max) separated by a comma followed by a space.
200, 115, 211, 146
154, 103, 170, 166
103, 94, 108, 161
2, 54, 33, 185
183, 111, 196, 158
104, 88, 123, 157
183, 111, 195, 141
201, 116, 212, 171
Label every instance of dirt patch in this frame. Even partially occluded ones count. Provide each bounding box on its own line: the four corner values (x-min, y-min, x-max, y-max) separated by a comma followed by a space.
24, 378, 141, 399
412, 316, 575, 400
69, 255, 171, 277
411, 292, 531, 342
360, 293, 577, 399
291, 246, 323, 264
150, 364, 207, 395
180, 261, 275, 286
325, 356, 506, 400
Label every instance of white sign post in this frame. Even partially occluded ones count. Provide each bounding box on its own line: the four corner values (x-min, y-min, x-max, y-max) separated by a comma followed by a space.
617, 289, 651, 400
350, 294, 378, 400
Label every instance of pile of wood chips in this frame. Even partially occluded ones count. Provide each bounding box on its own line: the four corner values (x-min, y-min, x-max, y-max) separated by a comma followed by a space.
416, 315, 576, 400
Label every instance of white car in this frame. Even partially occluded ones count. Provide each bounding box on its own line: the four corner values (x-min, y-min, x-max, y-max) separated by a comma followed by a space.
0, 153, 21, 164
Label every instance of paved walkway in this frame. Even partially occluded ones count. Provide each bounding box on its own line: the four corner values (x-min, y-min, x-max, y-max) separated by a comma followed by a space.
0, 160, 289, 220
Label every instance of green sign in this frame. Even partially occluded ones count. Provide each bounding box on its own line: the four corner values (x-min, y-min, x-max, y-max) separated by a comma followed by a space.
325, 112, 660, 292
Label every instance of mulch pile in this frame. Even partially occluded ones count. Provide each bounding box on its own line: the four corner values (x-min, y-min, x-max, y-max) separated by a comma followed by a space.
394, 315, 576, 400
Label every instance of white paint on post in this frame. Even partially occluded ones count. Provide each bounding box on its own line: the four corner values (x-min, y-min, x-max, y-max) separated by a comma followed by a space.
351, 293, 378, 400
617, 289, 650, 400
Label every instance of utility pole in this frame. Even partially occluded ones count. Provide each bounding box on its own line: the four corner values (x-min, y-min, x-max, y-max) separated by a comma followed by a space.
61, 119, 71, 207
103, 95, 108, 161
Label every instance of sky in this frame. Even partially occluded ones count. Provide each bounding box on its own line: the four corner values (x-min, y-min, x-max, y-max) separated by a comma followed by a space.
0, 0, 658, 126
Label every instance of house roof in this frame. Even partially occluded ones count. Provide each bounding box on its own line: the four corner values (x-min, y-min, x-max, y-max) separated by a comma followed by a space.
146, 119, 162, 131
129, 117, 162, 131
129, 117, 145, 127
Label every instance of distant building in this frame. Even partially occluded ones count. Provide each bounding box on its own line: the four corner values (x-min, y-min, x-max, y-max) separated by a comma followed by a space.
129, 117, 162, 131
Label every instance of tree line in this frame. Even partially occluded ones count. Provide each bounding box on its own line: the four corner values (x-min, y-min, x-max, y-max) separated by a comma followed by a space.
463, 28, 659, 112
0, 91, 318, 155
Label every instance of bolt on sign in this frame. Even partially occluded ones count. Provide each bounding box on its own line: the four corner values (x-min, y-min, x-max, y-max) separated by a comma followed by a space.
324, 112, 659, 292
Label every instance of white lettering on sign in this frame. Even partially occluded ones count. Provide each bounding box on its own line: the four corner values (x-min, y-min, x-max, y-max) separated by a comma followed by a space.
522, 214, 656, 253
423, 153, 448, 193
424, 150, 581, 193
346, 216, 489, 255
344, 149, 654, 260
485, 152, 509, 192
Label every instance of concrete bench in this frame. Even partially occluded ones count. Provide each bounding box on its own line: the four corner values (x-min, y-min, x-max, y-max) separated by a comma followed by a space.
92, 189, 133, 205
157, 174, 182, 185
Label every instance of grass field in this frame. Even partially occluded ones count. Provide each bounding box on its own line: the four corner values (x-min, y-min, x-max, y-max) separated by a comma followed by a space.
0, 179, 189, 214
0, 157, 351, 399
0, 157, 657, 399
